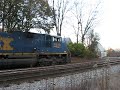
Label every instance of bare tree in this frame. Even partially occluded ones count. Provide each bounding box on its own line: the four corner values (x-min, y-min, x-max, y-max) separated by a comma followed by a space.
52, 0, 70, 36
72, 0, 101, 44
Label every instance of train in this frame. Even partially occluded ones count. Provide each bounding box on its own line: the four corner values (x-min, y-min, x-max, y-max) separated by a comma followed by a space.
0, 31, 71, 69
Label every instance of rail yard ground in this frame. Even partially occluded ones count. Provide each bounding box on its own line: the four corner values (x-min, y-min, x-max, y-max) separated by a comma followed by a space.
0, 57, 120, 90
0, 57, 119, 82
71, 57, 101, 63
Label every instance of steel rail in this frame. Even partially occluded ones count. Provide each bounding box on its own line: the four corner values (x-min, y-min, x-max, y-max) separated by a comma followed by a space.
0, 59, 120, 82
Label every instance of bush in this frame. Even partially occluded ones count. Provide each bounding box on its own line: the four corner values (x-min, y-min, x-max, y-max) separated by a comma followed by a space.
67, 42, 98, 58
67, 43, 86, 57
85, 49, 97, 59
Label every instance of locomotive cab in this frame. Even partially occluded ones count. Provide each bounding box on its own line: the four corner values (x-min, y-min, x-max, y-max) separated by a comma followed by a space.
45, 35, 61, 48
53, 36, 61, 48
36, 34, 71, 65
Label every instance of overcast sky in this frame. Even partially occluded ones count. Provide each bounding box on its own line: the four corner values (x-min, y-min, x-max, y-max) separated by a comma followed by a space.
59, 0, 120, 50
95, 0, 120, 49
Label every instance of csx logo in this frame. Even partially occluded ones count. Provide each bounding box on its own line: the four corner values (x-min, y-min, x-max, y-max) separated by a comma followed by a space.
0, 36, 14, 50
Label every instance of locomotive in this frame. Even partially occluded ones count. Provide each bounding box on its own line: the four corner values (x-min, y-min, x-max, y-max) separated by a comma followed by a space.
0, 31, 71, 69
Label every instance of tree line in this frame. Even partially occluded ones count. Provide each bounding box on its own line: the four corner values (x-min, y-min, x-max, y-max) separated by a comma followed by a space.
0, 0, 54, 33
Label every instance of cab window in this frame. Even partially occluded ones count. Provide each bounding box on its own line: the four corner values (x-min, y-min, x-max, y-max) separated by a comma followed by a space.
53, 37, 61, 42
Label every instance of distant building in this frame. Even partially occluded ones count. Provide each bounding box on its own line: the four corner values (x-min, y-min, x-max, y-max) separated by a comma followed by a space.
62, 38, 72, 44
96, 43, 107, 58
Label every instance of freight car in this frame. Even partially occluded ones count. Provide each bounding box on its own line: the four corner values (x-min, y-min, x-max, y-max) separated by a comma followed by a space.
0, 31, 71, 69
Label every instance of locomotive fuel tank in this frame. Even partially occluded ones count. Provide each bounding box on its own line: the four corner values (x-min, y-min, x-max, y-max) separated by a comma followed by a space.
0, 58, 37, 69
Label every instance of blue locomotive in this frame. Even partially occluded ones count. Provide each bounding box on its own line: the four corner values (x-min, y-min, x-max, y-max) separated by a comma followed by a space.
0, 31, 71, 68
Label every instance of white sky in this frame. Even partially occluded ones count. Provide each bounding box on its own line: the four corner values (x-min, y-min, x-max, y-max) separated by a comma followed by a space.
59, 0, 120, 50
96, 0, 120, 49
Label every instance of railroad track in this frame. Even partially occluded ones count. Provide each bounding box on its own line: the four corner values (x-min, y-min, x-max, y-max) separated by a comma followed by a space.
0, 58, 120, 82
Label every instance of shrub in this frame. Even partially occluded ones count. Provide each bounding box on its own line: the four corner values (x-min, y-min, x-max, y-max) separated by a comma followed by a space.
67, 43, 86, 57
85, 49, 97, 59
67, 42, 98, 58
